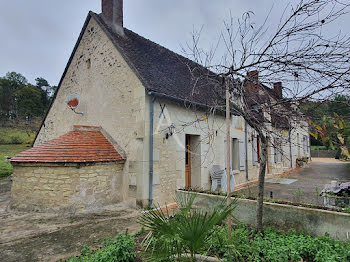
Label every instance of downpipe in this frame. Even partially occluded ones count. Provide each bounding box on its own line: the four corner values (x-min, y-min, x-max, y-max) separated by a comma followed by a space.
148, 93, 155, 208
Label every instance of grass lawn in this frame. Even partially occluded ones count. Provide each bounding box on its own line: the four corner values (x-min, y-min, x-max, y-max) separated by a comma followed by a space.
311, 145, 327, 150
0, 128, 36, 144
0, 144, 30, 177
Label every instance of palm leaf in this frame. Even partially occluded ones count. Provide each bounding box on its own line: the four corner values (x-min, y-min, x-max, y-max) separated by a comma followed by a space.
138, 192, 238, 261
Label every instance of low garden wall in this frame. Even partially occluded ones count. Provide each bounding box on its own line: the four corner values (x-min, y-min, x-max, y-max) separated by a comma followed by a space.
11, 161, 126, 212
176, 190, 350, 241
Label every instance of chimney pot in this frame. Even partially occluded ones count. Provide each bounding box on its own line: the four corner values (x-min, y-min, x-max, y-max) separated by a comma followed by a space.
273, 82, 283, 99
102, 0, 124, 36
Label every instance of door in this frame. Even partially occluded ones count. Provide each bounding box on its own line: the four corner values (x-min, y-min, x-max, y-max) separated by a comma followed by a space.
185, 135, 191, 188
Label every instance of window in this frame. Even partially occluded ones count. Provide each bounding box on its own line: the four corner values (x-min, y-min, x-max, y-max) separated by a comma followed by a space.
252, 135, 259, 166
231, 138, 239, 170
231, 138, 245, 171
274, 138, 282, 163
303, 135, 307, 155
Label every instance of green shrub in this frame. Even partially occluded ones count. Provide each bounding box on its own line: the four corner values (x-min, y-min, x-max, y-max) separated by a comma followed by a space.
205, 224, 254, 261
138, 192, 237, 261
66, 233, 136, 262
9, 135, 23, 144
0, 128, 36, 144
202, 225, 350, 262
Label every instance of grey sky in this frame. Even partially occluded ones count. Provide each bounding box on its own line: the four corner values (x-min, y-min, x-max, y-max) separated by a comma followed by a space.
0, 0, 348, 86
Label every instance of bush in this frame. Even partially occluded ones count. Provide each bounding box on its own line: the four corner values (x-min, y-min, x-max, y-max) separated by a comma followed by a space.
203, 224, 350, 262
138, 192, 237, 261
9, 134, 23, 144
66, 233, 136, 262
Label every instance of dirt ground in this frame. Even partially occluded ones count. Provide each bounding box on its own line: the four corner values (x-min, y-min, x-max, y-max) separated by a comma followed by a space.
1, 158, 348, 261
236, 158, 350, 205
0, 176, 141, 262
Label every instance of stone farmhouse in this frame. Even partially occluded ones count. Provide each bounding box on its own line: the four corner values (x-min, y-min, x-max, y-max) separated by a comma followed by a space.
10, 0, 310, 211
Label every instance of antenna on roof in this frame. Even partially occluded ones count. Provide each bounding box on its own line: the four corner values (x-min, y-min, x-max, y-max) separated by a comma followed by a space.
65, 94, 84, 116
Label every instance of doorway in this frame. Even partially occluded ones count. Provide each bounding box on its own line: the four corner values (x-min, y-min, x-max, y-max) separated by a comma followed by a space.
185, 135, 191, 188
185, 134, 201, 188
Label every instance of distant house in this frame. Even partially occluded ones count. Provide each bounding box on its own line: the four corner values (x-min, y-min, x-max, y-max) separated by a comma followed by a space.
10, 0, 310, 211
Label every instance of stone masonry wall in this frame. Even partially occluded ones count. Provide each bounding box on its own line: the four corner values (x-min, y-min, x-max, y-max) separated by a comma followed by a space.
11, 162, 125, 212
34, 17, 147, 206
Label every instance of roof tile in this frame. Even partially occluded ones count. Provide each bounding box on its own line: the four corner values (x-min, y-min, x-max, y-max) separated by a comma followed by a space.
11, 128, 124, 163
92, 12, 223, 107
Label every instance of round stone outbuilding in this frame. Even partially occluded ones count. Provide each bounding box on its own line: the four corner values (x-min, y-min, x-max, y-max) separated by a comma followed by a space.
10, 125, 126, 212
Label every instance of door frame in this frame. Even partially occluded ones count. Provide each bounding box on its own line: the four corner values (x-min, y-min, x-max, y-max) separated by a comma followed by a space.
185, 134, 191, 188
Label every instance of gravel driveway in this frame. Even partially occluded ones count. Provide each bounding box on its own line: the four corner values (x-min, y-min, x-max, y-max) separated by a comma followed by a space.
236, 158, 350, 205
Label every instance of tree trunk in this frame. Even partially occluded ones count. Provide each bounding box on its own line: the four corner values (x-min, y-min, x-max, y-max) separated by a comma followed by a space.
229, 102, 269, 233
256, 135, 268, 233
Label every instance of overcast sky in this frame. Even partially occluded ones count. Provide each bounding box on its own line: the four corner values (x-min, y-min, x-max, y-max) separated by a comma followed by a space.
0, 0, 348, 86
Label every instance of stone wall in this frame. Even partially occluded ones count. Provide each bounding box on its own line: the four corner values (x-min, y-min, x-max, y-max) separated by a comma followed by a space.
34, 16, 146, 207
11, 161, 126, 212
176, 190, 350, 241
147, 97, 246, 205
31, 14, 311, 208
146, 97, 310, 206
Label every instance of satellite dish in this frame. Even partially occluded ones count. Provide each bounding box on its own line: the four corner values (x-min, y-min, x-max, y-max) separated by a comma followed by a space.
65, 94, 80, 109
65, 94, 84, 116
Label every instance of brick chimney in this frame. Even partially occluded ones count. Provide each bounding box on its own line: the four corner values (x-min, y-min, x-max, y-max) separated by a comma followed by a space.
102, 0, 124, 36
247, 70, 259, 83
246, 70, 259, 93
273, 82, 283, 99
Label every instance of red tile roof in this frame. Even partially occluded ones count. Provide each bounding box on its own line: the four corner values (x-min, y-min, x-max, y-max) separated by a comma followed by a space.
11, 127, 125, 163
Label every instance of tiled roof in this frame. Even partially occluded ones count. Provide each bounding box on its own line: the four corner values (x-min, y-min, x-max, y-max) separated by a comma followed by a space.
91, 12, 223, 107
11, 126, 124, 163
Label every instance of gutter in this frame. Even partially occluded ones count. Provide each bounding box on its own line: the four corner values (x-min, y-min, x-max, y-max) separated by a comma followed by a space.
147, 91, 239, 117
148, 93, 156, 208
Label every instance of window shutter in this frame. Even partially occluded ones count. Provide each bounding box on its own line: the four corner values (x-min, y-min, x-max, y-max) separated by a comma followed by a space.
252, 136, 258, 165
224, 139, 232, 171
239, 140, 245, 170
224, 139, 227, 170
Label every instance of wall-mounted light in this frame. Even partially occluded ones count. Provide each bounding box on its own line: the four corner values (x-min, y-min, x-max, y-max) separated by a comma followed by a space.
165, 124, 175, 139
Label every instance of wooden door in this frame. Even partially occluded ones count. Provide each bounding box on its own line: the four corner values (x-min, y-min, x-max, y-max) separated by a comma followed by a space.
185, 135, 191, 188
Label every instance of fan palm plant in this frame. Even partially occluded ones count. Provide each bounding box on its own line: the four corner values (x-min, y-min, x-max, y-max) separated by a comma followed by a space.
138, 192, 237, 261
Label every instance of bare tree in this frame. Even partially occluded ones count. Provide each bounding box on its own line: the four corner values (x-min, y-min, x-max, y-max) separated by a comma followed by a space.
183, 0, 350, 232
